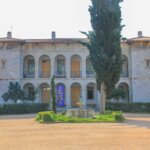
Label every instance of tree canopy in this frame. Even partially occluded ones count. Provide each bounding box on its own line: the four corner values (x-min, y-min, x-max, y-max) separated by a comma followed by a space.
2, 82, 25, 103
82, 0, 123, 95
81, 0, 123, 112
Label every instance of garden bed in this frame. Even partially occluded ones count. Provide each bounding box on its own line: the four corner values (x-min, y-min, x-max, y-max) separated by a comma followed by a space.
36, 110, 124, 123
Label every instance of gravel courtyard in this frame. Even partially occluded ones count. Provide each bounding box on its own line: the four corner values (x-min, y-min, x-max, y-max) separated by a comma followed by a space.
0, 113, 150, 150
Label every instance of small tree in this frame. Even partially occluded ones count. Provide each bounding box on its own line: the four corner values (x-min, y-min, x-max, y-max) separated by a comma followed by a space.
51, 76, 57, 113
2, 82, 25, 103
26, 88, 38, 103
107, 88, 126, 102
2, 92, 9, 103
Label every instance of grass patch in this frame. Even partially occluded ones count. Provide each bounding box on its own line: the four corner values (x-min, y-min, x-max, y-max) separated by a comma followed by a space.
36, 110, 124, 123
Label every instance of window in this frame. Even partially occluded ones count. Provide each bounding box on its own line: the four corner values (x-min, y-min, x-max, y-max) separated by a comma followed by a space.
87, 87, 94, 100
6, 44, 13, 49
42, 60, 49, 64
86, 59, 94, 73
28, 87, 34, 97
57, 59, 65, 75
0, 59, 7, 69
145, 59, 150, 68
28, 59, 35, 74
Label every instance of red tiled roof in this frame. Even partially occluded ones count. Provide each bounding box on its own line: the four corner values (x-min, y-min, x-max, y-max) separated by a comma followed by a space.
0, 37, 88, 43
25, 38, 88, 43
127, 36, 150, 42
0, 37, 23, 42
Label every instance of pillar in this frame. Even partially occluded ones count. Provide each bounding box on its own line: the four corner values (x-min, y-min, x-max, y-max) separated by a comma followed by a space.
35, 57, 39, 79
66, 84, 71, 109
82, 56, 86, 78
81, 87, 87, 108
66, 57, 70, 78
51, 57, 55, 77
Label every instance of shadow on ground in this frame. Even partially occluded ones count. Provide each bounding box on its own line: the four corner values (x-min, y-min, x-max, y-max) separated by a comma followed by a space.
0, 114, 36, 120
124, 113, 150, 129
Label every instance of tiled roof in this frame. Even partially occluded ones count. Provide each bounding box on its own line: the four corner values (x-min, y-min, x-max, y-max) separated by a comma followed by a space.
0, 37, 88, 43
25, 38, 88, 43
0, 37, 23, 42
127, 36, 150, 42
2, 36, 150, 44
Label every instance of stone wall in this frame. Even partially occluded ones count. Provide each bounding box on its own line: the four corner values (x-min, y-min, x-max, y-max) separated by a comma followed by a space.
0, 42, 21, 103
130, 44, 150, 102
1, 37, 150, 105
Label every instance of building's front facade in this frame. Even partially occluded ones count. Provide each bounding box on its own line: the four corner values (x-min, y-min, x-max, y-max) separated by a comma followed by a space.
0, 31, 150, 110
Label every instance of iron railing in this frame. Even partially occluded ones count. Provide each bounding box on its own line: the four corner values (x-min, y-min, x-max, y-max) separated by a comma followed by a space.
120, 72, 128, 77
86, 71, 95, 78
23, 72, 35, 78
71, 71, 82, 78
54, 71, 66, 78
39, 71, 50, 78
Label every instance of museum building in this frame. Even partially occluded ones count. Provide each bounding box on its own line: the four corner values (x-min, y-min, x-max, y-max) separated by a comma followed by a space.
0, 31, 150, 109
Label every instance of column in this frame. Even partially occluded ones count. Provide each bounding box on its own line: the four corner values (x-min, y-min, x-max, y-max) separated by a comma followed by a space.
35, 84, 40, 103
66, 56, 70, 78
82, 56, 86, 78
35, 57, 39, 79
66, 84, 71, 109
51, 57, 55, 77
81, 86, 87, 108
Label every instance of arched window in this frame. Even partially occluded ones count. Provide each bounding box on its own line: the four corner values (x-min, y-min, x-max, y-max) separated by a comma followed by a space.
87, 83, 95, 100
121, 55, 128, 77
39, 83, 50, 104
55, 55, 66, 78
86, 56, 95, 78
70, 55, 82, 78
118, 82, 129, 102
39, 55, 50, 78
23, 55, 35, 78
56, 83, 66, 107
86, 83, 97, 108
23, 83, 34, 100
71, 83, 81, 107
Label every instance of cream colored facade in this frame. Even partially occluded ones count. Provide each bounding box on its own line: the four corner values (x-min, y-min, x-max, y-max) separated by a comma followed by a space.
0, 31, 150, 110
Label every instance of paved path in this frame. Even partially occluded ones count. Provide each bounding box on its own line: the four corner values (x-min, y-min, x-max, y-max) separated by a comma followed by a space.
0, 113, 150, 150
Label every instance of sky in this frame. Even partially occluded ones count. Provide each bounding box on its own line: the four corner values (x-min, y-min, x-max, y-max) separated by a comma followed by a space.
0, 0, 149, 39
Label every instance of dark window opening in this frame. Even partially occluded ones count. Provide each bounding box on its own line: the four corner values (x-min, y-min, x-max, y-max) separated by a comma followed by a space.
87, 87, 94, 100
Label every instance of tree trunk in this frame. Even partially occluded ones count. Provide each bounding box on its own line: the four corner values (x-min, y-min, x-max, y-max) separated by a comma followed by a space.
100, 82, 106, 113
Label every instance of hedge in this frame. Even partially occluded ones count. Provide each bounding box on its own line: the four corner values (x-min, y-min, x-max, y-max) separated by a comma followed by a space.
106, 102, 150, 113
0, 103, 49, 115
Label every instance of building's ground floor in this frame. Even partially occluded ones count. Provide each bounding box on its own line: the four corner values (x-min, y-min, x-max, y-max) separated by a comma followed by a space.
22, 79, 100, 109
0, 78, 131, 110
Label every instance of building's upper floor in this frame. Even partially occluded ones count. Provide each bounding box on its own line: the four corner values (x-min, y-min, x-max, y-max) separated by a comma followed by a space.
1, 31, 150, 80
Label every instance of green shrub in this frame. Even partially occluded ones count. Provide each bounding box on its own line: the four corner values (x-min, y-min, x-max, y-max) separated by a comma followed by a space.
61, 111, 66, 115
36, 111, 56, 122
112, 111, 124, 121
0, 103, 49, 115
106, 102, 150, 113
36, 111, 124, 123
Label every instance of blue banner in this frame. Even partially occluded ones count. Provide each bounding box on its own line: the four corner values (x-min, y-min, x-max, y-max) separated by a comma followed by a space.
56, 84, 65, 107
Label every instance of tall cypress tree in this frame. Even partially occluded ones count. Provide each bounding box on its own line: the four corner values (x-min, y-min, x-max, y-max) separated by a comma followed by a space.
51, 76, 57, 113
81, 0, 123, 113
